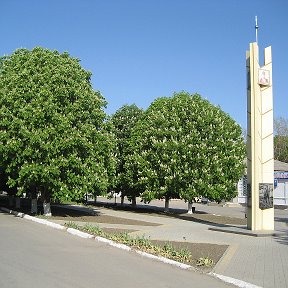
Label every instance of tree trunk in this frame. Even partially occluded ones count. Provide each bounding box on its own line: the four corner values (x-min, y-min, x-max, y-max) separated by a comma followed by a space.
8, 195, 14, 207
187, 202, 193, 214
121, 194, 124, 205
31, 198, 38, 214
42, 187, 51, 217
15, 197, 21, 209
94, 195, 97, 204
164, 197, 169, 212
31, 188, 38, 214
131, 196, 136, 207
43, 202, 51, 217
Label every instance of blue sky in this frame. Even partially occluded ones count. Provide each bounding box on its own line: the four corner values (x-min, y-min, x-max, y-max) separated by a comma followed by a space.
1, 0, 287, 129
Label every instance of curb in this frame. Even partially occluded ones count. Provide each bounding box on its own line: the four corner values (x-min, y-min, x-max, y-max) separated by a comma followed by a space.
1, 206, 260, 288
95, 236, 132, 251
67, 228, 94, 239
135, 250, 191, 270
210, 273, 262, 288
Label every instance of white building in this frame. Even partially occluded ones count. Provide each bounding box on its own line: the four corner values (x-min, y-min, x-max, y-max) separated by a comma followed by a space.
238, 160, 288, 206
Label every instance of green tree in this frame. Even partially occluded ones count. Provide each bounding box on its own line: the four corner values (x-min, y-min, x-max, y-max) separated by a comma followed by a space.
274, 117, 288, 163
0, 47, 115, 215
110, 104, 144, 206
128, 92, 245, 212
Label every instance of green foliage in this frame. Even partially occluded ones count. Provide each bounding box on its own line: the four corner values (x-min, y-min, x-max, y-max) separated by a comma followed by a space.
196, 256, 214, 267
0, 47, 115, 203
82, 223, 104, 236
110, 104, 144, 201
127, 91, 245, 203
162, 243, 192, 261
65, 221, 81, 230
274, 136, 288, 163
274, 117, 288, 163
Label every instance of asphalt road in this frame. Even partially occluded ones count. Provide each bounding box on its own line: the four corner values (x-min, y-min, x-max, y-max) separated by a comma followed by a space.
0, 211, 233, 288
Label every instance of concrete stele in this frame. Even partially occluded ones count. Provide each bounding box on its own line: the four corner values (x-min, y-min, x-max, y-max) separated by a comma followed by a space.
246, 42, 274, 231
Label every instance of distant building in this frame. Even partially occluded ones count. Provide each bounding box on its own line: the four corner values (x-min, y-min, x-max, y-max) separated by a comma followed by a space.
238, 160, 288, 206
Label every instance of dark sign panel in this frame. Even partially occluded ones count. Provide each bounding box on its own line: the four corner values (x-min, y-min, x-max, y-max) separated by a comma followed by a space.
259, 183, 273, 209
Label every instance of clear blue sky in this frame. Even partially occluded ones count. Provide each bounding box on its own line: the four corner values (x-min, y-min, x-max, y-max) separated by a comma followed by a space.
1, 0, 287, 129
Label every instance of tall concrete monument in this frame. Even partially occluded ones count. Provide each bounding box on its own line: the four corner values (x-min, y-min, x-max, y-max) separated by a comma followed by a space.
246, 40, 274, 231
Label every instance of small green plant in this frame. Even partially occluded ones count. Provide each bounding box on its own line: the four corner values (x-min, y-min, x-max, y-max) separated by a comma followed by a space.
163, 243, 174, 254
178, 248, 192, 262
82, 223, 104, 236
196, 256, 214, 267
65, 221, 80, 230
36, 214, 48, 219
134, 235, 153, 249
162, 243, 191, 261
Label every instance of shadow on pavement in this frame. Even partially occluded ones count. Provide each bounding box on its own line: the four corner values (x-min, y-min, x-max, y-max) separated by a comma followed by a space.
1, 195, 246, 226
275, 216, 288, 224
89, 201, 246, 226
274, 234, 288, 246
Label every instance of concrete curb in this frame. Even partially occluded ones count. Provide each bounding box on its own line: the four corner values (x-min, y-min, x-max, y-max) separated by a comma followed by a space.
24, 214, 66, 230
0, 206, 260, 288
210, 273, 262, 288
95, 236, 132, 251
135, 250, 192, 270
67, 228, 94, 239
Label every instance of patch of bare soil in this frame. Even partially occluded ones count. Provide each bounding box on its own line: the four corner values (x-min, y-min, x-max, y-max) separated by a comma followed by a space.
152, 240, 228, 271
102, 227, 138, 234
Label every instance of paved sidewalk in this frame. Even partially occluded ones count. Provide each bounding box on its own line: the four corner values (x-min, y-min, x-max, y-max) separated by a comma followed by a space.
52, 200, 288, 288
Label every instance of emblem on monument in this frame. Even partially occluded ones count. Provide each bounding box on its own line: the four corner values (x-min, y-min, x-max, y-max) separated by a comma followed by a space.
258, 69, 270, 86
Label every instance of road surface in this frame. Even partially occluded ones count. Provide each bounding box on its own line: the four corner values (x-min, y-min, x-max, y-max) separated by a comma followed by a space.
0, 211, 233, 288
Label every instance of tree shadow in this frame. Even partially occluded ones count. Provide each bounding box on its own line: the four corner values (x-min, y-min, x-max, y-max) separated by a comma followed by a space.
50, 205, 101, 217
88, 201, 247, 227
0, 198, 101, 217
89, 200, 207, 215
1, 195, 246, 227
